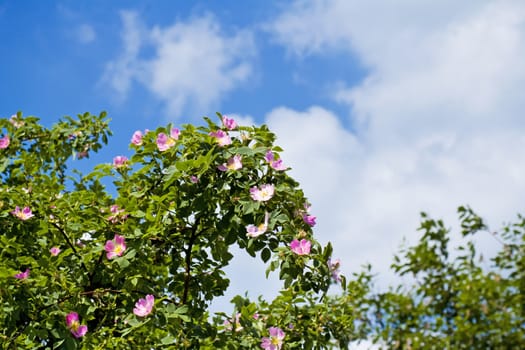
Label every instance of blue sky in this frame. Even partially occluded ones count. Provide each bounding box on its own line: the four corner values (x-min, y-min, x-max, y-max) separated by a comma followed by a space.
3, 1, 525, 331
0, 1, 363, 130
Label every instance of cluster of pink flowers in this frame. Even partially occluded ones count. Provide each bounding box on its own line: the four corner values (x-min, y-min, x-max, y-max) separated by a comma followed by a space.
218, 155, 242, 172
14, 268, 30, 280
107, 205, 128, 223
0, 135, 10, 149
104, 234, 127, 260
133, 294, 154, 317
250, 184, 275, 202
246, 212, 269, 238
290, 239, 311, 255
66, 312, 88, 338
209, 130, 232, 146
264, 151, 287, 171
9, 116, 320, 340
261, 327, 285, 350
157, 128, 180, 151
222, 116, 237, 130
11, 206, 34, 220
113, 156, 128, 168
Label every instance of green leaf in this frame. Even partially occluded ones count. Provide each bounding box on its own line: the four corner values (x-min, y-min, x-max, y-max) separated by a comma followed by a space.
261, 247, 271, 263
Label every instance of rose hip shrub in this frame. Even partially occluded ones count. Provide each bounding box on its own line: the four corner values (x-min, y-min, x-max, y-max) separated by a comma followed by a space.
0, 112, 365, 349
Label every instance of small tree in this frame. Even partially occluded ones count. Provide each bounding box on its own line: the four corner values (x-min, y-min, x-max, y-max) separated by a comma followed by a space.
0, 112, 363, 349
362, 207, 525, 349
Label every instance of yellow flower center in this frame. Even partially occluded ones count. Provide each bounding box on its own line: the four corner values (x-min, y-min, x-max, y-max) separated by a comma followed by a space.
114, 245, 124, 254
71, 320, 80, 331
166, 138, 175, 148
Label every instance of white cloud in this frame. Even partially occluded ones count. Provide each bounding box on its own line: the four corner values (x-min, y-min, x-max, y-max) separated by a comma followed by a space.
56, 5, 97, 45
103, 12, 255, 118
263, 0, 525, 286
102, 11, 144, 101
263, 108, 525, 289
270, 0, 525, 142
268, 0, 488, 62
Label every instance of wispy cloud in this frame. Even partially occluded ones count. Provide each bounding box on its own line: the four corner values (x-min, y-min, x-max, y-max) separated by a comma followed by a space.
103, 11, 255, 118
56, 4, 97, 45
102, 11, 145, 101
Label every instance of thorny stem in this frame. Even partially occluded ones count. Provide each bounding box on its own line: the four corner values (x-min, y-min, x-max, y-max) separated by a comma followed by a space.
50, 221, 90, 276
182, 217, 201, 305
88, 251, 105, 288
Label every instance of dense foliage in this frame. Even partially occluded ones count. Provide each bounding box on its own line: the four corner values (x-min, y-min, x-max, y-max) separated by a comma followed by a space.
2, 111, 524, 350
361, 207, 525, 349
0, 112, 358, 349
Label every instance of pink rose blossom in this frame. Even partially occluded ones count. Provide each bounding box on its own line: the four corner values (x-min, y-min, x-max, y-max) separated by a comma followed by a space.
328, 258, 342, 282
113, 156, 128, 168
156, 128, 179, 151
270, 159, 286, 171
222, 116, 237, 130
224, 312, 243, 332
218, 155, 242, 171
190, 175, 199, 183
246, 212, 270, 238
156, 133, 172, 151
290, 239, 311, 255
108, 205, 128, 223
11, 206, 34, 220
170, 127, 180, 140
66, 312, 88, 338
131, 130, 143, 145
209, 130, 232, 146
264, 150, 275, 163
0, 135, 10, 149
50, 247, 61, 256
250, 184, 275, 202
14, 268, 30, 280
104, 234, 127, 259
264, 151, 287, 171
133, 294, 154, 317
261, 327, 285, 350
303, 215, 316, 227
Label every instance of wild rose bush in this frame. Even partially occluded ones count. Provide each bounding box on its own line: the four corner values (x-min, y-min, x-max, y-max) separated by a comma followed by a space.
0, 112, 365, 349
